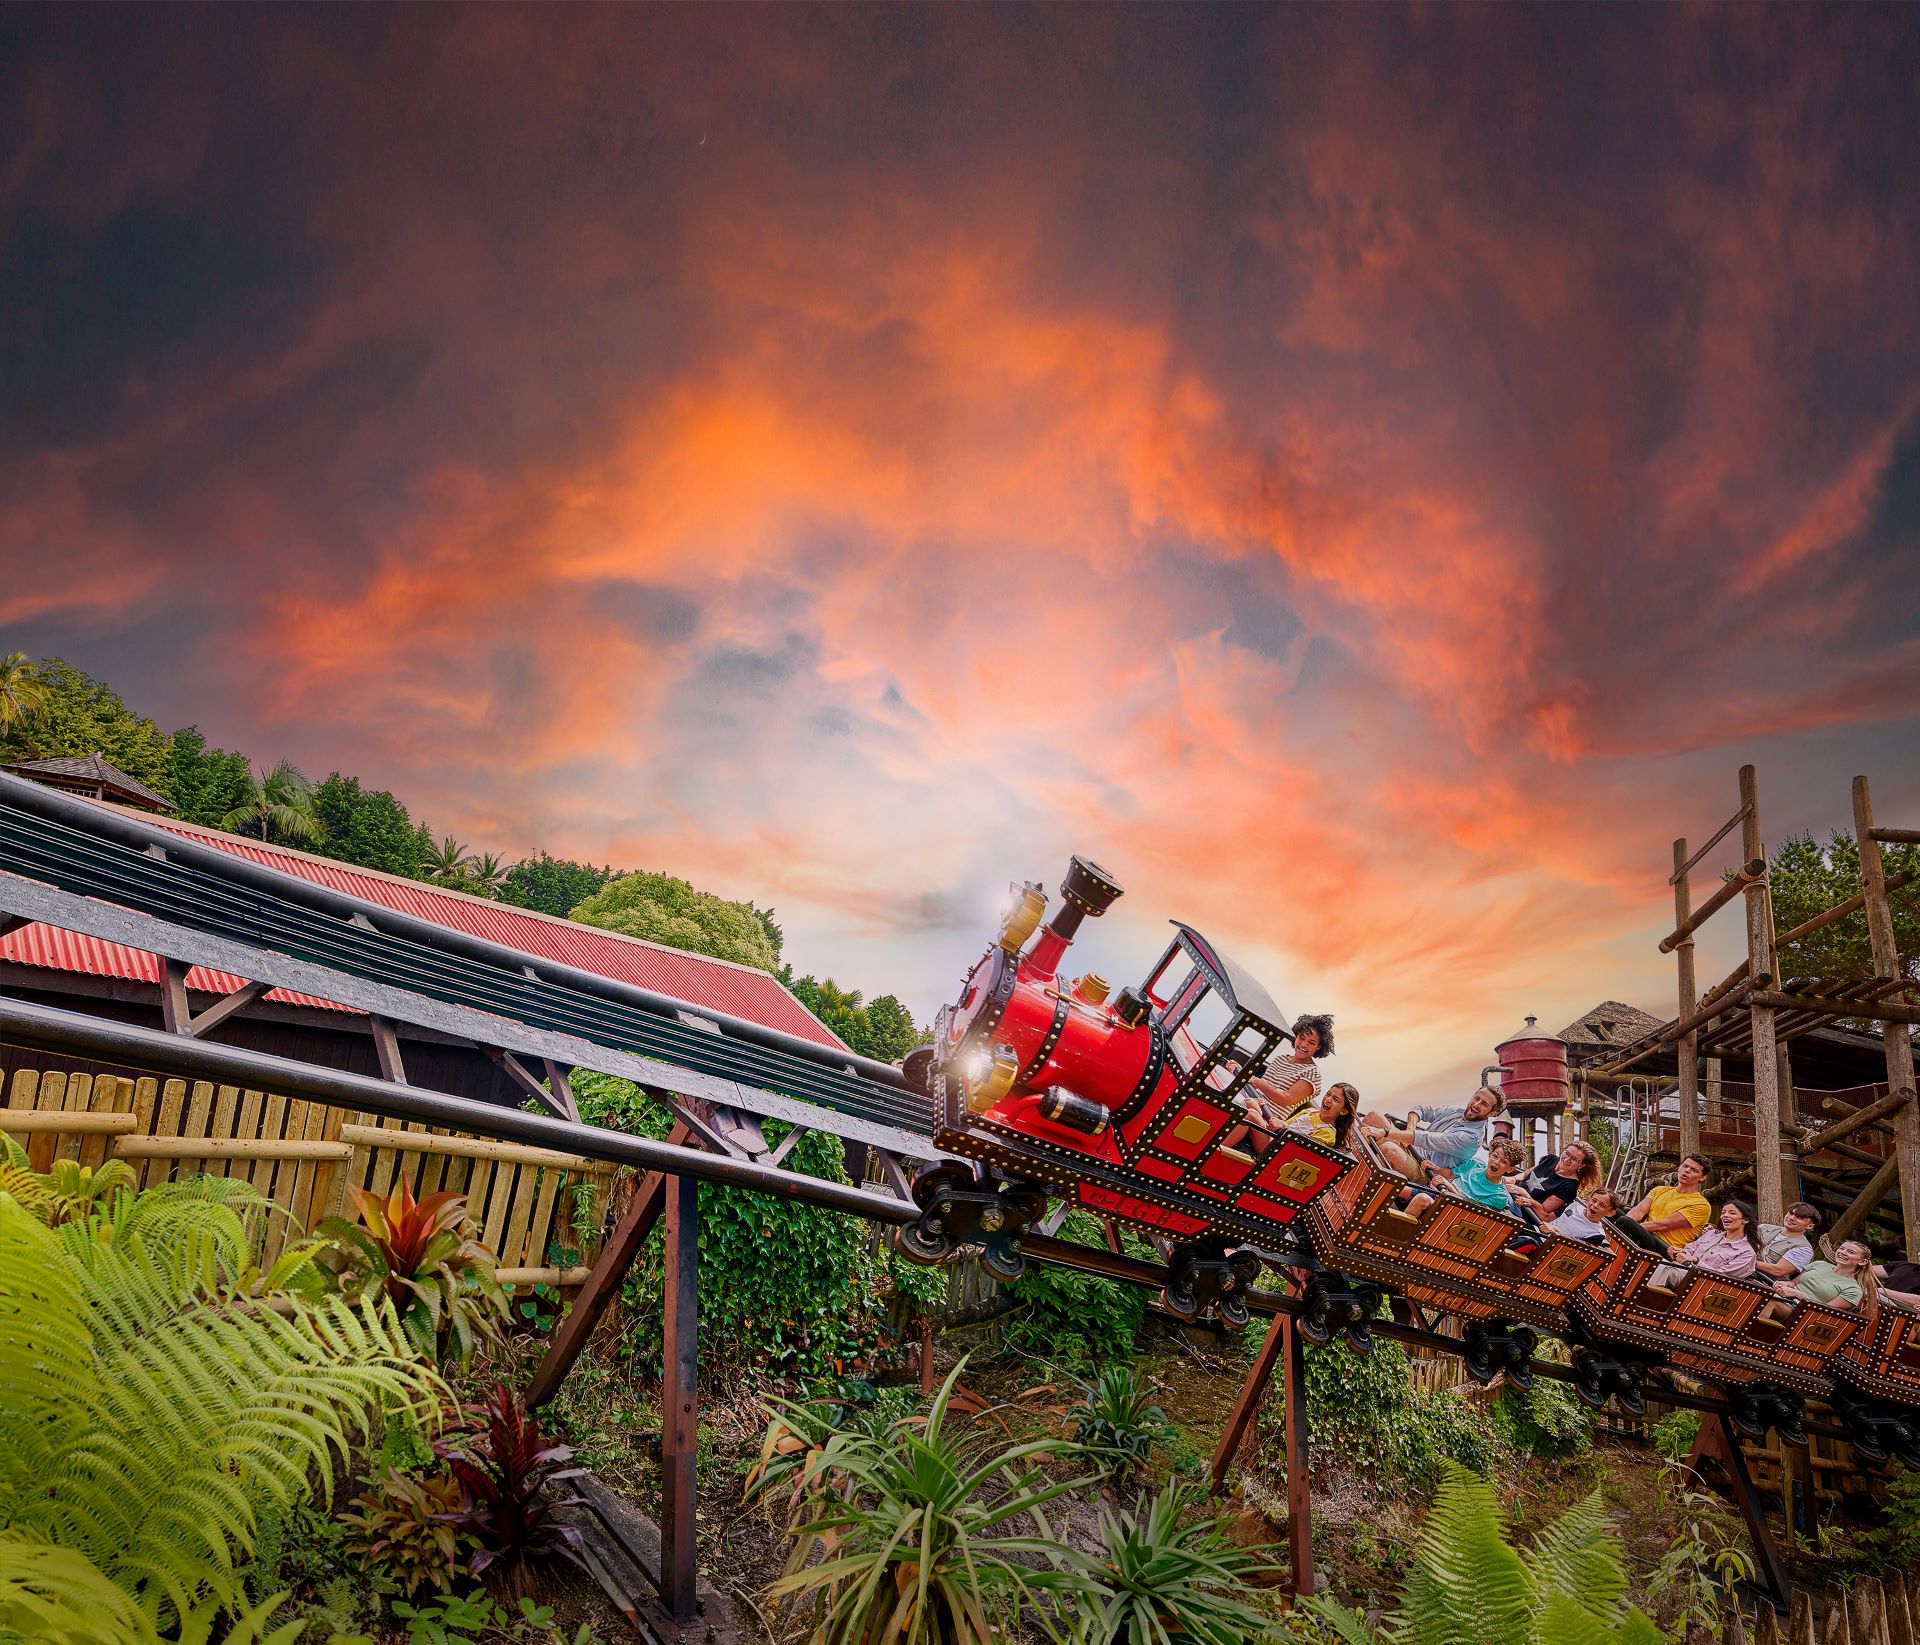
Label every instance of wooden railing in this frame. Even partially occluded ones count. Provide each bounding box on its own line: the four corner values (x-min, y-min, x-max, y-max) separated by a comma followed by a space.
3, 1061, 610, 1281
1731, 1573, 1918, 1645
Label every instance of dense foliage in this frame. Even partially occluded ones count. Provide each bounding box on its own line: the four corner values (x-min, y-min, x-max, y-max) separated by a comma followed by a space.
437, 1386, 588, 1581
499, 853, 617, 918
0, 1173, 443, 1638
574, 1072, 925, 1383
166, 727, 257, 829
1768, 829, 1920, 981
0, 656, 176, 792
1069, 1364, 1176, 1478
313, 772, 435, 878
781, 970, 925, 1060
568, 869, 781, 969
1075, 1486, 1283, 1645
1002, 1209, 1149, 1363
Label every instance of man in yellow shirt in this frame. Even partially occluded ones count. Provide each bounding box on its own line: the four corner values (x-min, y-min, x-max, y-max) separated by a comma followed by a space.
1626, 1154, 1712, 1249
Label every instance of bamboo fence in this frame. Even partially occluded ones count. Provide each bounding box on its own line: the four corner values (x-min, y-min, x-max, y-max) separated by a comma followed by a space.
3, 1061, 609, 1284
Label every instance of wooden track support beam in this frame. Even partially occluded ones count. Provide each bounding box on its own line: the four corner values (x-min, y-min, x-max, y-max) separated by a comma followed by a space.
1207, 1314, 1312, 1597
659, 1173, 700, 1623
1854, 775, 1920, 1260
1685, 1412, 1792, 1611
1742, 766, 1786, 1227
1674, 837, 1702, 1156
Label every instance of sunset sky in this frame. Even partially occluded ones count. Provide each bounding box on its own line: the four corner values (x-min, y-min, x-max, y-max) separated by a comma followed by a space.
4, 6, 1918, 1102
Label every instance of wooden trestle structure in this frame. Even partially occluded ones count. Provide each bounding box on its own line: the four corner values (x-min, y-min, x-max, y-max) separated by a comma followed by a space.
0, 766, 1914, 1628
1584, 766, 1918, 1256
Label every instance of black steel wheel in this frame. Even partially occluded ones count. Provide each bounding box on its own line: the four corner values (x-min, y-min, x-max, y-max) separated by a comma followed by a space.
895, 1219, 954, 1265
1217, 1292, 1251, 1330
1228, 1247, 1264, 1287
979, 1240, 1027, 1284
1615, 1378, 1646, 1418
1160, 1280, 1200, 1322
1571, 1355, 1609, 1411
1297, 1298, 1334, 1346
1344, 1319, 1375, 1355
1463, 1340, 1497, 1386
911, 1162, 975, 1211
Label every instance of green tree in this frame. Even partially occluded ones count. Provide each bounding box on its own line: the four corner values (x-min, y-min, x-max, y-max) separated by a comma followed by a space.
750, 901, 783, 963
0, 657, 174, 793
421, 835, 475, 890
499, 853, 616, 918
1768, 831, 1920, 982
468, 851, 512, 899
780, 971, 924, 1060
0, 651, 49, 740
570, 871, 779, 970
165, 727, 255, 829
220, 760, 328, 847
311, 773, 430, 878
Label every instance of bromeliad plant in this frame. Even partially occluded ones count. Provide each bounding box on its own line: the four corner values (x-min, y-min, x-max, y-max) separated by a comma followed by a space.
341, 1466, 474, 1597
751, 1359, 1099, 1645
316, 1179, 508, 1363
438, 1385, 590, 1582
1072, 1486, 1283, 1645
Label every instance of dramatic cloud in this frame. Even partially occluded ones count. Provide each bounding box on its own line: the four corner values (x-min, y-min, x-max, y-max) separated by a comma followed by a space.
3, 6, 1917, 1099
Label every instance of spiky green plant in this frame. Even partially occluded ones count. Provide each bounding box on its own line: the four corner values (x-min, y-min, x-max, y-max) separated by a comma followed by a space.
752, 1359, 1098, 1644
1068, 1365, 1176, 1479
1305, 1462, 1666, 1645
219, 759, 327, 846
0, 1184, 444, 1635
1072, 1485, 1283, 1645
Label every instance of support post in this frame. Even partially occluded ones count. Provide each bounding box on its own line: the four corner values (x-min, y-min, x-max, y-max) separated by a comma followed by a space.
1686, 1412, 1792, 1610
660, 1173, 699, 1623
1854, 775, 1920, 1261
524, 1124, 691, 1409
1777, 1041, 1800, 1216
160, 957, 193, 1036
1742, 766, 1786, 1226
1675, 837, 1702, 1157
1210, 1310, 1289, 1492
1280, 1313, 1312, 1598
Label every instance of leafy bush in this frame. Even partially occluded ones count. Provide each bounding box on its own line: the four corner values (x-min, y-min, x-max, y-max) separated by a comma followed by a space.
392, 1588, 601, 1643
0, 1181, 443, 1635
752, 1360, 1098, 1642
439, 1385, 589, 1581
314, 1179, 508, 1364
1649, 1409, 1701, 1465
1305, 1462, 1663, 1645
1069, 1365, 1177, 1479
1644, 1465, 1754, 1639
569, 871, 779, 970
1073, 1486, 1283, 1644
1003, 1208, 1148, 1363
342, 1466, 473, 1597
576, 1072, 908, 1382
1489, 1379, 1592, 1461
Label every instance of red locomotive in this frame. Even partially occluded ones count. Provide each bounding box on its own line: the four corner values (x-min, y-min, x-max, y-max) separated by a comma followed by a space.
900, 857, 1350, 1325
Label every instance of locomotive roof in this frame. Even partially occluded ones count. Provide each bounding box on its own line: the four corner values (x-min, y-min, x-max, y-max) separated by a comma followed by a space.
1171, 921, 1287, 1034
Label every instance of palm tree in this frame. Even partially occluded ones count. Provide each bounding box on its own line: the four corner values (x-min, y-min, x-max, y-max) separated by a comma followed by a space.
422, 835, 475, 888
218, 759, 327, 846
468, 851, 512, 899
0, 651, 49, 742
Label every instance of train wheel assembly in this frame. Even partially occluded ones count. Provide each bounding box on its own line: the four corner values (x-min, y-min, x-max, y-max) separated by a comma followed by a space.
1463, 1322, 1538, 1391
897, 1164, 1047, 1279
1159, 1242, 1266, 1330
1571, 1346, 1646, 1415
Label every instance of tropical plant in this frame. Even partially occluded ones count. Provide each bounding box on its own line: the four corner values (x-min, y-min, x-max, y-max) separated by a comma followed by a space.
752, 1359, 1098, 1644
0, 656, 175, 793
1304, 1462, 1664, 1645
341, 1465, 474, 1597
0, 650, 49, 738
438, 1385, 589, 1581
29, 1155, 140, 1225
422, 835, 477, 888
314, 1179, 507, 1363
468, 851, 513, 899
1643, 1466, 1754, 1640
391, 1588, 599, 1644
1073, 1486, 1283, 1645
0, 1182, 443, 1636
1068, 1365, 1177, 1479
219, 758, 328, 846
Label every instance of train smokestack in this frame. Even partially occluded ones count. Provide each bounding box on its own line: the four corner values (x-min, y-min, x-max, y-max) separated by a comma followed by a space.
1028, 856, 1123, 977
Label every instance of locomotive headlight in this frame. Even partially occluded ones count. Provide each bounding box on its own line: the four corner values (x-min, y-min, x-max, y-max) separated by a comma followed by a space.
966, 1042, 1020, 1114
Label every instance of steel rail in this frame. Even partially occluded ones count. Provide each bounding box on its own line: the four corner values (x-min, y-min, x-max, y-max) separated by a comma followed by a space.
0, 775, 922, 1128
0, 993, 918, 1225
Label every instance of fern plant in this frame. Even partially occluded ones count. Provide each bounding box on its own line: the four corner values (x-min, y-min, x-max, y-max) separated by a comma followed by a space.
1072, 1486, 1283, 1644
315, 1179, 508, 1363
1304, 1463, 1665, 1645
753, 1359, 1099, 1643
0, 1184, 444, 1637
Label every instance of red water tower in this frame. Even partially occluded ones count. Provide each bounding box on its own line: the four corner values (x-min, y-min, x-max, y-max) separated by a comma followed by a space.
1496, 1015, 1569, 1108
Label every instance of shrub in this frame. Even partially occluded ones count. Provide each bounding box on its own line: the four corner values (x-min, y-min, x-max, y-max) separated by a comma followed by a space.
1069, 1365, 1177, 1479
1074, 1486, 1284, 1644
1305, 1462, 1663, 1645
0, 1182, 443, 1634
342, 1466, 473, 1597
1650, 1409, 1701, 1466
439, 1386, 589, 1581
314, 1179, 508, 1365
1490, 1378, 1593, 1461
753, 1360, 1098, 1642
1003, 1208, 1148, 1363
576, 1072, 903, 1382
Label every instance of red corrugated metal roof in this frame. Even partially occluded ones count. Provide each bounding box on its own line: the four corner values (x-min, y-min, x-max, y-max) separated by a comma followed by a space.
1, 801, 846, 1049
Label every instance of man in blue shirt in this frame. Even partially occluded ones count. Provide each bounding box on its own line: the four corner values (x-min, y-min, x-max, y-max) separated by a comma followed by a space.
1361, 1084, 1504, 1184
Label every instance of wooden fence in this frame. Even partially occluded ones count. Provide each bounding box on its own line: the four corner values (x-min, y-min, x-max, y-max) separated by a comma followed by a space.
3, 1062, 610, 1284
1726, 1573, 1918, 1645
